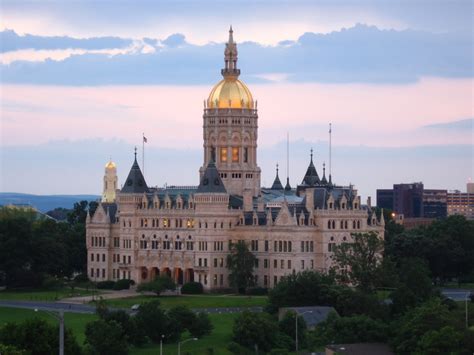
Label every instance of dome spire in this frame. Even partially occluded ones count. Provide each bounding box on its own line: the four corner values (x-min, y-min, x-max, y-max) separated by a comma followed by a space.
222, 26, 240, 78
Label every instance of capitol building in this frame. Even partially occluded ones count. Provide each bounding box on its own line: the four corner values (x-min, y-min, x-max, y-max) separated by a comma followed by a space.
87, 28, 384, 290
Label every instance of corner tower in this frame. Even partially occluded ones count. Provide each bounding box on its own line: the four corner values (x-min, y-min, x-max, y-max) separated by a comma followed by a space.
200, 27, 261, 197
102, 159, 117, 203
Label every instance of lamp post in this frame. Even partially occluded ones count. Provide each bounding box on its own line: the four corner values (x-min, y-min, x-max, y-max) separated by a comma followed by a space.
34, 308, 64, 355
295, 310, 312, 354
465, 292, 470, 329
160, 334, 165, 355
178, 337, 198, 355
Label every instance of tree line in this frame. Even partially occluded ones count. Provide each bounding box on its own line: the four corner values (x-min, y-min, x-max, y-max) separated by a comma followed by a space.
0, 201, 95, 288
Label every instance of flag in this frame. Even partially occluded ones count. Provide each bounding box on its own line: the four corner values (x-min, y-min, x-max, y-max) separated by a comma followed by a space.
143, 135, 148, 143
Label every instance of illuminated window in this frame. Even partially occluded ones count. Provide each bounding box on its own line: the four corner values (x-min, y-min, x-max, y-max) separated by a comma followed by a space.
220, 147, 228, 162
232, 147, 239, 162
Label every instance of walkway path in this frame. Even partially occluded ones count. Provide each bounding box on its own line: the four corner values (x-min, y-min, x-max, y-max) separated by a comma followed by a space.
0, 299, 262, 315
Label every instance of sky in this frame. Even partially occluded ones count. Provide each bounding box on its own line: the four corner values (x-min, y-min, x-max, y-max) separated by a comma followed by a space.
0, 0, 473, 199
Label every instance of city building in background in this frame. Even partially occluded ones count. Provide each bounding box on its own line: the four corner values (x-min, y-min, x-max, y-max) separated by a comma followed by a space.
86, 28, 384, 290
376, 183, 447, 219
447, 182, 474, 220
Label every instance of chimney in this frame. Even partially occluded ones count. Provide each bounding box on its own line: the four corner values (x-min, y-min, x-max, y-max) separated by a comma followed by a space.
305, 188, 314, 212
243, 189, 253, 212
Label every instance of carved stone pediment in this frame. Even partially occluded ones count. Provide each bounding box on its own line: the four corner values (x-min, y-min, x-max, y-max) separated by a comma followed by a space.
274, 202, 296, 226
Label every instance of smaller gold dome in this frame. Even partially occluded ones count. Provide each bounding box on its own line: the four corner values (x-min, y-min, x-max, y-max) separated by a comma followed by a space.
208, 77, 253, 109
105, 161, 116, 169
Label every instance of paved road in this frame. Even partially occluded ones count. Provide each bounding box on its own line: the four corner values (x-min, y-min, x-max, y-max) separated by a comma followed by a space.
0, 300, 262, 315
441, 288, 472, 302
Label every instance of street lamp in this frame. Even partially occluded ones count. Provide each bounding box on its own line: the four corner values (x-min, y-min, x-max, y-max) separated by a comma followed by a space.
34, 308, 64, 355
160, 334, 165, 355
178, 337, 198, 355
295, 310, 312, 354
465, 292, 471, 329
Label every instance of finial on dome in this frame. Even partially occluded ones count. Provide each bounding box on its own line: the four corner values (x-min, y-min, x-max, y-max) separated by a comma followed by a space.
222, 27, 240, 78
134, 146, 137, 159
310, 148, 313, 162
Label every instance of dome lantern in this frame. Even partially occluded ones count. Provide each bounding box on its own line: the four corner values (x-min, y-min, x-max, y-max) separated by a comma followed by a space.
207, 27, 254, 109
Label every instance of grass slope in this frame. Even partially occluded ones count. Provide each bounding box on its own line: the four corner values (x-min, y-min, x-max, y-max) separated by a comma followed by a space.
100, 294, 268, 309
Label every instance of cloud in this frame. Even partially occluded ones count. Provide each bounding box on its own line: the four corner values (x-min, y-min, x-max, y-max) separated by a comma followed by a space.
422, 118, 473, 130
0, 29, 132, 52
0, 24, 472, 85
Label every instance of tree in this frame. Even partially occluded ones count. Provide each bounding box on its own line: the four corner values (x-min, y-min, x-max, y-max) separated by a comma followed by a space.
390, 298, 458, 353
189, 312, 213, 338
137, 276, 176, 296
267, 270, 337, 313
0, 318, 81, 355
331, 231, 384, 293
390, 258, 434, 314
416, 326, 463, 354
134, 300, 181, 343
84, 319, 128, 355
278, 311, 307, 350
308, 312, 388, 349
168, 306, 196, 333
226, 241, 256, 294
232, 311, 279, 352
385, 215, 474, 284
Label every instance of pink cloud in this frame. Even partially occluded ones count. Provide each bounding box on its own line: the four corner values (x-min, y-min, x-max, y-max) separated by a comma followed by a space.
1, 78, 472, 148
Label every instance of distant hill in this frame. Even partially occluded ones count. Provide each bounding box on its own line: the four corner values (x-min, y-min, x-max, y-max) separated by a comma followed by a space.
0, 192, 100, 212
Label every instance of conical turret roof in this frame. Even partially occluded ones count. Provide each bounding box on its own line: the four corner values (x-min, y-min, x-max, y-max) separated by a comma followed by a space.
121, 150, 149, 193
271, 164, 284, 190
302, 149, 320, 186
197, 159, 227, 193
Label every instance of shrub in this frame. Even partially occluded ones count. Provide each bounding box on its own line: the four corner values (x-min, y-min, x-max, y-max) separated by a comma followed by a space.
181, 281, 204, 294
246, 287, 268, 296
73, 273, 89, 283
113, 279, 132, 290
227, 341, 241, 354
270, 349, 288, 355
137, 276, 175, 295
97, 281, 116, 289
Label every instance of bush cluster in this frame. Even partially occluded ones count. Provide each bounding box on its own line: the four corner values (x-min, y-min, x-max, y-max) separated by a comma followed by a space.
181, 281, 204, 294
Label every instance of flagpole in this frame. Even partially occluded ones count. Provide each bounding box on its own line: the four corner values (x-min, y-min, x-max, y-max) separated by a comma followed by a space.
142, 132, 145, 177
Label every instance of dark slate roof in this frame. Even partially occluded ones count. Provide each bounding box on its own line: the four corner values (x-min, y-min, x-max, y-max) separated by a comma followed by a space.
284, 177, 292, 191
271, 170, 284, 190
102, 203, 117, 223
302, 154, 320, 186
121, 156, 149, 193
196, 160, 227, 193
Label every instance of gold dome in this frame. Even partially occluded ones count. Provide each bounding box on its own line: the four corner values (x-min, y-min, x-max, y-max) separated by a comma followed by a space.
105, 161, 116, 169
208, 77, 254, 109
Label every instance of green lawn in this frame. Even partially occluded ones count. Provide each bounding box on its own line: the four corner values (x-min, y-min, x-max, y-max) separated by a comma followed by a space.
0, 306, 236, 354
100, 294, 268, 310
0, 287, 101, 302
443, 282, 474, 290
0, 307, 97, 345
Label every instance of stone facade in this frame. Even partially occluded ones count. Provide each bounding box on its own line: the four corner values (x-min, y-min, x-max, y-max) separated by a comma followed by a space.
86, 28, 384, 290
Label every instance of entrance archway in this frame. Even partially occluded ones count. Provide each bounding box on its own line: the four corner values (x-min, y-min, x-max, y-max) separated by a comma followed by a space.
174, 268, 184, 285
184, 268, 195, 283
141, 267, 148, 281
151, 267, 160, 280
162, 267, 171, 278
